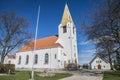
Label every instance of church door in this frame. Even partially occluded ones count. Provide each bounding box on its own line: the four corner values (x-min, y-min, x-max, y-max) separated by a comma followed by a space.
98, 64, 101, 69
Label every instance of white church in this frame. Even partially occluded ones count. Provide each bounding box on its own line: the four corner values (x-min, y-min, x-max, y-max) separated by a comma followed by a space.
4, 4, 78, 70
90, 54, 111, 70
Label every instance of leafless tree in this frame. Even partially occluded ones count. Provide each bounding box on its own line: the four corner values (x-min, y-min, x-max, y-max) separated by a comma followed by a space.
82, 0, 120, 70
0, 11, 31, 63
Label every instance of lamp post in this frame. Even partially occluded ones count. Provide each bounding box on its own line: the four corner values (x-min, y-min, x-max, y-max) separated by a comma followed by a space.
31, 5, 40, 80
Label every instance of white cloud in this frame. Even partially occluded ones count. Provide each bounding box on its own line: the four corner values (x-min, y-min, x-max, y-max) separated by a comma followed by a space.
78, 53, 94, 65
78, 53, 93, 65
80, 48, 96, 54
79, 40, 93, 45
79, 39, 99, 45
78, 49, 96, 65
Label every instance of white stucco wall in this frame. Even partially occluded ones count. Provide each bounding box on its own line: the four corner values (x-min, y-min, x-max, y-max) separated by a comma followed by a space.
15, 47, 65, 70
91, 56, 110, 70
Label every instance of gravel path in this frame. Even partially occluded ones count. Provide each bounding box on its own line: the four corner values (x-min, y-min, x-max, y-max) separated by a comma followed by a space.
59, 70, 103, 80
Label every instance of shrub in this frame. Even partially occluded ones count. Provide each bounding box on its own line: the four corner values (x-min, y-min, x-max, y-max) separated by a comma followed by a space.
114, 64, 120, 70
114, 60, 120, 70
66, 63, 77, 71
5, 64, 15, 74
0, 64, 5, 73
0, 64, 15, 74
82, 64, 89, 69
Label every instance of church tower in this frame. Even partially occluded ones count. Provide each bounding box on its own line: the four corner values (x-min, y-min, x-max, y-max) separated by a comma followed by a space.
58, 4, 78, 64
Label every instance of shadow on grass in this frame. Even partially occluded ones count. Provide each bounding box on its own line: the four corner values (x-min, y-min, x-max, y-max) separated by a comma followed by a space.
105, 71, 120, 77
103, 71, 120, 80
28, 71, 31, 79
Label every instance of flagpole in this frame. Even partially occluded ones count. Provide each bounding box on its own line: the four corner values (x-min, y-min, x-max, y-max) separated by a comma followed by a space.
31, 5, 40, 80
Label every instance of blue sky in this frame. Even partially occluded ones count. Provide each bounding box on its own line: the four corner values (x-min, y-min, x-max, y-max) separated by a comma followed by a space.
0, 0, 98, 65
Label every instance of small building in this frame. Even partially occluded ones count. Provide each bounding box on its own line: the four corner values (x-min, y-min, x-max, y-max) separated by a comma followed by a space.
90, 54, 110, 70
4, 55, 16, 64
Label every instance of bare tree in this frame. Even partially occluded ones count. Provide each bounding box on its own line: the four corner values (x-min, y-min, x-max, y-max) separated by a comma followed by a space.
82, 0, 120, 70
0, 11, 31, 63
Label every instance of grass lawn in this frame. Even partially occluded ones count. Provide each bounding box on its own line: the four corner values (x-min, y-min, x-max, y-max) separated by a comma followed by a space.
0, 71, 72, 80
103, 71, 120, 80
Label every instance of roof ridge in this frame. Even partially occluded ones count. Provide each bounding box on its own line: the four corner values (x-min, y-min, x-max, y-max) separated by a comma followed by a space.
31, 35, 58, 41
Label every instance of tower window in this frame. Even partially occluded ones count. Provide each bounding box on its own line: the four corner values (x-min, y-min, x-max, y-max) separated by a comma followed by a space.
74, 53, 76, 57
75, 59, 77, 64
73, 27, 75, 34
63, 26, 67, 33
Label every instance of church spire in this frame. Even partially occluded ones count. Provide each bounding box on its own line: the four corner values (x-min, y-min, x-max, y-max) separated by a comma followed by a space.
61, 4, 73, 26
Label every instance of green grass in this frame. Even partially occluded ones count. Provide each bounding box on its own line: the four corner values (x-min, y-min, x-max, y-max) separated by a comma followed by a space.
103, 71, 120, 80
0, 71, 72, 80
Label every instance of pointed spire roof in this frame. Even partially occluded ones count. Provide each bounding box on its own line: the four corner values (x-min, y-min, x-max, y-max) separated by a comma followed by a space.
61, 4, 73, 26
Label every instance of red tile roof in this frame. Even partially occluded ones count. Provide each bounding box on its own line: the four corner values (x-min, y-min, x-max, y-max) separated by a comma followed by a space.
7, 55, 16, 59
17, 35, 62, 52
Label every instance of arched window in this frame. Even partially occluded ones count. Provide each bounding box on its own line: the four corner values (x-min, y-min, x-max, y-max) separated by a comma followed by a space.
18, 56, 21, 64
75, 59, 77, 64
55, 54, 57, 59
45, 53, 49, 64
34, 54, 38, 64
26, 55, 29, 64
73, 27, 75, 34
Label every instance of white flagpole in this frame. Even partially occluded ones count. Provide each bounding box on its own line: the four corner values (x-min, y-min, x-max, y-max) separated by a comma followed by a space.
31, 5, 40, 80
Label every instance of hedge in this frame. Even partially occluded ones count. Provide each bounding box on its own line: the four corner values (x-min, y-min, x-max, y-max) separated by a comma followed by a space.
0, 64, 15, 74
